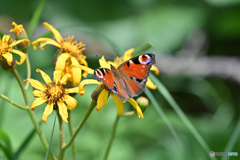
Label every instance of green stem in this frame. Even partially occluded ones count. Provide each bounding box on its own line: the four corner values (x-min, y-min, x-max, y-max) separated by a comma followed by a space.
24, 52, 31, 90
103, 114, 120, 160
0, 94, 28, 110
58, 112, 65, 160
11, 68, 57, 160
68, 111, 77, 160
62, 100, 97, 152
150, 74, 215, 160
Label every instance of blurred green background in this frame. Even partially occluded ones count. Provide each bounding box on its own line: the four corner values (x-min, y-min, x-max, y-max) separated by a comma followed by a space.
1, 0, 240, 159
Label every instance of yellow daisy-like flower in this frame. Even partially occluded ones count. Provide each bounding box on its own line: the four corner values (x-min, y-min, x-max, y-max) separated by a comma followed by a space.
10, 22, 29, 50
32, 22, 88, 86
10, 22, 26, 35
78, 48, 159, 118
27, 69, 80, 124
0, 34, 29, 66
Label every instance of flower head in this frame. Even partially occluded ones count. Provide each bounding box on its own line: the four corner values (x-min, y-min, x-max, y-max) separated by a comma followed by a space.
32, 22, 88, 86
0, 34, 29, 69
78, 48, 159, 118
27, 69, 80, 124
10, 22, 29, 50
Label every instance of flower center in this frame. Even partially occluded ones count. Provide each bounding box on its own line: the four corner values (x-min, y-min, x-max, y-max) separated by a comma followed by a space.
61, 36, 85, 58
44, 81, 67, 104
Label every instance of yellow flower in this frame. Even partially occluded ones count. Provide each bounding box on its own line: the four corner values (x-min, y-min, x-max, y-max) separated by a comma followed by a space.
0, 34, 29, 66
10, 22, 26, 35
32, 22, 88, 86
10, 22, 29, 50
27, 69, 80, 124
78, 48, 159, 118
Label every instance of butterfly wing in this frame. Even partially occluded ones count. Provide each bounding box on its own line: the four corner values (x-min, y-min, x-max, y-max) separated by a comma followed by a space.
94, 67, 130, 100
118, 53, 155, 98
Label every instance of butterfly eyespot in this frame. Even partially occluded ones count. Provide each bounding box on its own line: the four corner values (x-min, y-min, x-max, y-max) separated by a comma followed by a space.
95, 70, 103, 79
139, 55, 152, 64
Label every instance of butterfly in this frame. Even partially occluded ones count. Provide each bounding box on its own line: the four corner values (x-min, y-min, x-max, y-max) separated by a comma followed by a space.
94, 53, 156, 101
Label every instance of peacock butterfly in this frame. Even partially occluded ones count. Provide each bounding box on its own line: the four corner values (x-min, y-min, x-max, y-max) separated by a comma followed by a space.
94, 53, 155, 101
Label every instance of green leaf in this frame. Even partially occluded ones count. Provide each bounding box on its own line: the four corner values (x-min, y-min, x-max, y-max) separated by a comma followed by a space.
145, 88, 182, 146
14, 121, 43, 160
27, 0, 46, 38
150, 74, 215, 160
45, 113, 57, 160
0, 129, 13, 160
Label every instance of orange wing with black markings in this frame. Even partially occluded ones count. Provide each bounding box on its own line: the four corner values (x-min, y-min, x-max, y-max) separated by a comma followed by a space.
94, 53, 156, 101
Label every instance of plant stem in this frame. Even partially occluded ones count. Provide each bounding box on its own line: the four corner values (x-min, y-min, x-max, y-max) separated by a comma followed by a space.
11, 68, 57, 160
58, 112, 65, 160
0, 94, 28, 110
62, 100, 97, 153
24, 51, 31, 90
103, 114, 120, 160
68, 111, 77, 160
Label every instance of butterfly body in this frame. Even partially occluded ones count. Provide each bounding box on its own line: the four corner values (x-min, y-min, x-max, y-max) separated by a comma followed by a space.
94, 53, 155, 101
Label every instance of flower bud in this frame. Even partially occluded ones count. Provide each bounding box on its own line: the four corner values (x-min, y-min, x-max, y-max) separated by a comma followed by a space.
136, 96, 149, 113
10, 22, 29, 50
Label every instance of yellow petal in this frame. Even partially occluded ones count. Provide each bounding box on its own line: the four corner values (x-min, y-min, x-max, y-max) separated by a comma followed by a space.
146, 78, 157, 90
60, 73, 71, 85
82, 71, 88, 78
2, 35, 12, 42
31, 97, 47, 111
79, 58, 88, 67
33, 90, 44, 97
73, 65, 94, 74
123, 48, 134, 61
36, 69, 52, 85
96, 89, 109, 111
2, 52, 13, 66
42, 103, 53, 124
32, 38, 60, 50
65, 95, 78, 110
151, 65, 159, 75
68, 87, 79, 93
43, 22, 63, 43
53, 70, 62, 83
127, 98, 144, 118
11, 49, 26, 65
99, 56, 111, 69
79, 79, 100, 92
111, 93, 124, 115
71, 57, 81, 86
10, 39, 30, 48
39, 39, 62, 50
27, 78, 47, 90
57, 101, 68, 123
55, 53, 70, 71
